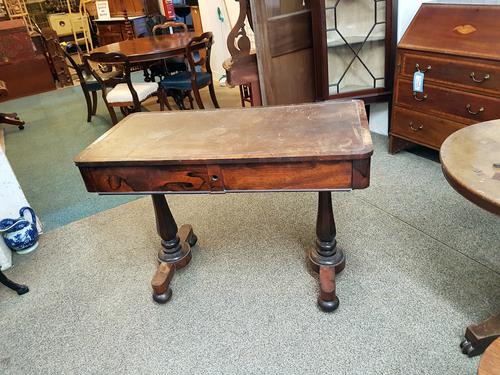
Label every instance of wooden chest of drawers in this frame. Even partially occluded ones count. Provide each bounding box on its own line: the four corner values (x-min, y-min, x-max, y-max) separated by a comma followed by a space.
95, 16, 149, 46
389, 4, 500, 153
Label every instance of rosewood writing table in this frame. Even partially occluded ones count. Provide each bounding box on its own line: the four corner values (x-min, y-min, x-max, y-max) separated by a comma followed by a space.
74, 101, 373, 312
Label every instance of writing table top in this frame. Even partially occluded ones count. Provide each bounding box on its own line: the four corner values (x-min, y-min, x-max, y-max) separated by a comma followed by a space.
75, 100, 372, 166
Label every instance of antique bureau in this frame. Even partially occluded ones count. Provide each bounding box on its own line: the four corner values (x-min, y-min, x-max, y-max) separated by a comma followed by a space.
389, 4, 500, 153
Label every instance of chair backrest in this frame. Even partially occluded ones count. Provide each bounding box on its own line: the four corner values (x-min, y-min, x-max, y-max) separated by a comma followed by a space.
62, 46, 91, 86
152, 21, 188, 36
185, 32, 214, 79
83, 52, 140, 107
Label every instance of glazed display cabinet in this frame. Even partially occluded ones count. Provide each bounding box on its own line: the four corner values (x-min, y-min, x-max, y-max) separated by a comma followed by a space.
312, 0, 397, 104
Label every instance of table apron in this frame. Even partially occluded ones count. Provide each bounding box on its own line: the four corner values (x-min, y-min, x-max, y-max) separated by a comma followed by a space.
78, 159, 371, 194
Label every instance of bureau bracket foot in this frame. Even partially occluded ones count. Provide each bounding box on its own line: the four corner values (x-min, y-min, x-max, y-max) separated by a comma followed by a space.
460, 312, 500, 357
389, 135, 417, 154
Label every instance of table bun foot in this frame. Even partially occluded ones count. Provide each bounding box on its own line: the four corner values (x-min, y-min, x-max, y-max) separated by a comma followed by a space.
317, 266, 340, 312
152, 262, 174, 304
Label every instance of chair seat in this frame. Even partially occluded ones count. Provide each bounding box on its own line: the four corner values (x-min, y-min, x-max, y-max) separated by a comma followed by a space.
160, 71, 212, 90
106, 82, 158, 104
83, 69, 120, 92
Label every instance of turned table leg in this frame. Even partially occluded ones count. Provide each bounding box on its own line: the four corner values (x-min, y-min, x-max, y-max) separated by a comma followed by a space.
460, 312, 500, 357
150, 194, 197, 304
308, 191, 345, 312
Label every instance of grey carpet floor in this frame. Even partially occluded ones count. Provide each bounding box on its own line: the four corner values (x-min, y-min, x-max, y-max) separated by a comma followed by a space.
1, 133, 499, 374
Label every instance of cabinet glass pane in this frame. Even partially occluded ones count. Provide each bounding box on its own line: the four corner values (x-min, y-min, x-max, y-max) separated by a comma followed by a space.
325, 0, 387, 95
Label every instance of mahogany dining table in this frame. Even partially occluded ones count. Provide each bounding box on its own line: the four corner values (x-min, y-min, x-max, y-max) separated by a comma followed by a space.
91, 32, 200, 105
91, 32, 199, 63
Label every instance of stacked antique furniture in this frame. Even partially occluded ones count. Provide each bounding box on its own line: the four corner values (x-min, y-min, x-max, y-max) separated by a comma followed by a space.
390, 4, 500, 153
0, 19, 55, 100
94, 0, 202, 45
94, 0, 155, 45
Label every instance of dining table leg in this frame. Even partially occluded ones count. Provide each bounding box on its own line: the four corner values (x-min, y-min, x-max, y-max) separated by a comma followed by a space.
308, 191, 346, 312
150, 194, 197, 303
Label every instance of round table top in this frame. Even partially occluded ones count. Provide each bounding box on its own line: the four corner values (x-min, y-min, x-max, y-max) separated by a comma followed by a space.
440, 120, 500, 215
92, 33, 198, 63
478, 338, 500, 375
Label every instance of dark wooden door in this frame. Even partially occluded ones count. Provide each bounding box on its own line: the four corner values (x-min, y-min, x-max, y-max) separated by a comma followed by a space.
250, 0, 316, 105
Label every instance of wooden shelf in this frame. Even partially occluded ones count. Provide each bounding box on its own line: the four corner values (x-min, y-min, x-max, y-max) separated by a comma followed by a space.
328, 83, 375, 95
327, 34, 385, 48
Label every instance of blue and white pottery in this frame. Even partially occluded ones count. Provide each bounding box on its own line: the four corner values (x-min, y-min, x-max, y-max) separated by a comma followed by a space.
0, 207, 39, 254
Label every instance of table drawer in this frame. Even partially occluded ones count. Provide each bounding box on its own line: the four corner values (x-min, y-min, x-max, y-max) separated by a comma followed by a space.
400, 51, 500, 96
79, 165, 211, 193
220, 161, 353, 191
394, 78, 500, 124
390, 106, 467, 150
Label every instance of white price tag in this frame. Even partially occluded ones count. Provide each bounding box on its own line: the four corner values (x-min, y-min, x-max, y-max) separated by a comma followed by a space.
96, 1, 111, 20
413, 71, 424, 93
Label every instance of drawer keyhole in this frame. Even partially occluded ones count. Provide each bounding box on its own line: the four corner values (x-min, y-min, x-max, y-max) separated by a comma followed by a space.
211, 175, 219, 182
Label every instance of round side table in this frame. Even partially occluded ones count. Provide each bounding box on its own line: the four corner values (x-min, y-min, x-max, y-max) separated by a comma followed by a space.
440, 120, 500, 357
478, 338, 500, 375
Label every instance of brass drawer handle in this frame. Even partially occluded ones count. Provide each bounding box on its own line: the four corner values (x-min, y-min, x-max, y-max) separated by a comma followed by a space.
409, 121, 423, 132
470, 72, 490, 83
466, 104, 484, 115
413, 92, 428, 101
415, 63, 431, 73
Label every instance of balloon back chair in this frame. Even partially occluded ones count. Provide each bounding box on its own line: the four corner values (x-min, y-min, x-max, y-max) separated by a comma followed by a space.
84, 52, 159, 125
159, 32, 219, 111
